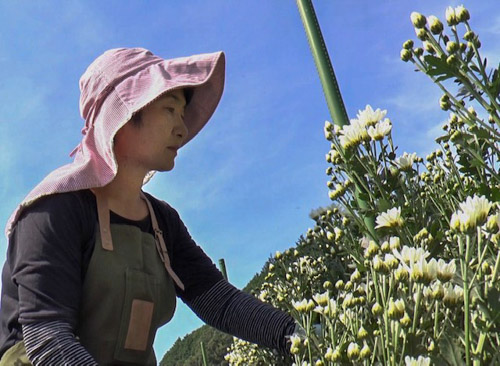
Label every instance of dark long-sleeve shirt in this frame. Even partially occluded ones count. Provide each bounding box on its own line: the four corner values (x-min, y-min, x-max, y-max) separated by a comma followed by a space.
0, 189, 294, 364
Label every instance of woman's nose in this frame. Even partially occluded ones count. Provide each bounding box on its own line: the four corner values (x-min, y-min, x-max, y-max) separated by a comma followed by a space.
175, 115, 188, 141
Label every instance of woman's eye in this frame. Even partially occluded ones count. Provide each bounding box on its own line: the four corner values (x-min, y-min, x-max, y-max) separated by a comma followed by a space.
165, 107, 175, 113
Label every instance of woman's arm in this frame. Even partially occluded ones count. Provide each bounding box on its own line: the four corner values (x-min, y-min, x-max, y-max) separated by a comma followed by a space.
187, 279, 296, 353
9, 192, 97, 364
22, 321, 97, 365
161, 200, 295, 353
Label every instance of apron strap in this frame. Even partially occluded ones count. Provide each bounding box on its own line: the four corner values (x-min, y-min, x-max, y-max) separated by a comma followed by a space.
92, 189, 114, 251
92, 189, 185, 291
141, 192, 185, 291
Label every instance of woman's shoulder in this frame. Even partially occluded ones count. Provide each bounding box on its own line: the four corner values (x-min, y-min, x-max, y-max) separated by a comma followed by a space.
17, 189, 97, 232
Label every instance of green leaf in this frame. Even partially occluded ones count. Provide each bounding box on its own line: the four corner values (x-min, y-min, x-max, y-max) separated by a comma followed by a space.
439, 334, 466, 366
377, 199, 391, 212
491, 186, 500, 202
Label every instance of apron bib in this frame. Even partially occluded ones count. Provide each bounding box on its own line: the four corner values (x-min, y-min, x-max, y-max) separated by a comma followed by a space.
1, 192, 181, 365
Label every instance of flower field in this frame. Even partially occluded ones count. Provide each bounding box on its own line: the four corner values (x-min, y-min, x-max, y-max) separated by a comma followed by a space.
225, 6, 500, 366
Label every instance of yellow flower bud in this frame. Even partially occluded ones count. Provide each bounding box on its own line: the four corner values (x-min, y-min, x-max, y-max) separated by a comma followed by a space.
401, 49, 412, 62
400, 312, 411, 328
445, 7, 458, 26
428, 15, 443, 34
372, 302, 383, 316
347, 342, 360, 360
410, 12, 427, 28
357, 326, 369, 340
350, 270, 362, 283
455, 5, 470, 22
381, 241, 390, 253
360, 343, 371, 359
389, 236, 401, 250
388, 298, 405, 319
403, 40, 414, 50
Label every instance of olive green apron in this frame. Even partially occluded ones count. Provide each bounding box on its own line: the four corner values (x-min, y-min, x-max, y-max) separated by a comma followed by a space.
1, 191, 184, 365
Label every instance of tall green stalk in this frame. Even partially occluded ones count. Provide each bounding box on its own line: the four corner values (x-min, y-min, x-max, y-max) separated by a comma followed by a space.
296, 0, 377, 240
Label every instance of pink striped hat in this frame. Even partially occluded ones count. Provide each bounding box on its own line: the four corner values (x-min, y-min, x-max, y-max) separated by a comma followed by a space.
5, 47, 225, 238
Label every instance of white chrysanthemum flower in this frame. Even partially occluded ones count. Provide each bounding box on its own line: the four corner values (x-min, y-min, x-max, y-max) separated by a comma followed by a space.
458, 195, 492, 227
455, 5, 470, 22
445, 6, 458, 26
356, 105, 387, 127
293, 299, 314, 312
367, 118, 392, 141
384, 253, 399, 269
392, 245, 430, 266
437, 259, 456, 282
339, 119, 368, 149
313, 292, 330, 307
375, 207, 404, 229
290, 335, 301, 347
443, 284, 464, 306
395, 152, 418, 170
405, 355, 431, 366
347, 342, 361, 360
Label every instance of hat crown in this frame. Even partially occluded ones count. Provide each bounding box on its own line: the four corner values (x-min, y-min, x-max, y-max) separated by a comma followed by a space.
79, 48, 163, 121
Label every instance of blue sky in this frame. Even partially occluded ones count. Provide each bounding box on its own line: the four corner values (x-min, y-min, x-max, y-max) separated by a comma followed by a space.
1, 0, 499, 358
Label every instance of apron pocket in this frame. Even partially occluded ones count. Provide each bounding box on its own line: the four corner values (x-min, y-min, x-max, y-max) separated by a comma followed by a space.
114, 268, 159, 365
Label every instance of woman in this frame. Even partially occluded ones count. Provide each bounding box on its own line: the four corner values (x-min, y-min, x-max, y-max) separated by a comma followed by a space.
0, 48, 296, 365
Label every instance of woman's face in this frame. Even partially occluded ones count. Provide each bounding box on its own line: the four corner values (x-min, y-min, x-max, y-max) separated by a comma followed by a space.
114, 89, 188, 173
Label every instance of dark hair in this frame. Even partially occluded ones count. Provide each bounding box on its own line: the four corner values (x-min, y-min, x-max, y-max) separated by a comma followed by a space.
131, 88, 193, 127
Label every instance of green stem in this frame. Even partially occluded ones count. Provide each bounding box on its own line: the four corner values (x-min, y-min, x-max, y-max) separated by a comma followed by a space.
411, 285, 422, 335
490, 247, 500, 287
463, 235, 472, 366
433, 300, 439, 339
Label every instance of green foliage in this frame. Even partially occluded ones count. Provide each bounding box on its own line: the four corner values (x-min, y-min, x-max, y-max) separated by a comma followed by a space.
226, 5, 500, 366
160, 325, 232, 366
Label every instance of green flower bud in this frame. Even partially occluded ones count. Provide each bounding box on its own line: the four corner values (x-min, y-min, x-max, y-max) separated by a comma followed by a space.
395, 267, 409, 282
428, 15, 443, 34
350, 270, 362, 283
344, 281, 353, 291
446, 41, 459, 53
400, 49, 412, 62
347, 342, 360, 360
388, 298, 405, 319
357, 326, 369, 340
410, 12, 427, 28
446, 54, 458, 67
416, 28, 427, 41
359, 344, 371, 359
486, 214, 499, 232
423, 41, 435, 54
445, 6, 458, 26
332, 348, 342, 361
389, 236, 400, 250
373, 256, 389, 274
400, 312, 412, 328
335, 280, 344, 290
463, 30, 475, 42
455, 5, 470, 22
440, 95, 451, 111
414, 47, 424, 56
372, 302, 383, 316
403, 39, 414, 50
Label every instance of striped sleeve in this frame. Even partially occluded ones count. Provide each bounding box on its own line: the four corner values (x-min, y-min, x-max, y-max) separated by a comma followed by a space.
22, 321, 98, 366
186, 279, 296, 354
